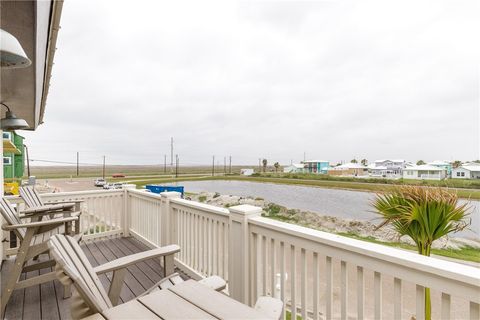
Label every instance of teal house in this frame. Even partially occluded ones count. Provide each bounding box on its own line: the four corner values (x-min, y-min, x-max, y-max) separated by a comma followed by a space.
428, 160, 452, 177
302, 160, 330, 174
3, 132, 25, 180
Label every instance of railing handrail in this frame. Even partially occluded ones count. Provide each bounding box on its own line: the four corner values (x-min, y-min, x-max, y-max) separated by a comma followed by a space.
170, 198, 230, 217
41, 189, 124, 197
249, 216, 480, 287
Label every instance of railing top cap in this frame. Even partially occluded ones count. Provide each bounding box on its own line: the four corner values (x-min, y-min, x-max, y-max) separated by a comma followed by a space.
229, 204, 263, 215
160, 191, 182, 198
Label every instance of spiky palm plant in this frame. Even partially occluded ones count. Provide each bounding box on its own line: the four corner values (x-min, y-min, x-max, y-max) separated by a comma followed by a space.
372, 186, 471, 320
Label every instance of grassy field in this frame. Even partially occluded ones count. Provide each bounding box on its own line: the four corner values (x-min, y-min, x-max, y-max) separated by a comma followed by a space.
29, 165, 253, 179
252, 172, 480, 189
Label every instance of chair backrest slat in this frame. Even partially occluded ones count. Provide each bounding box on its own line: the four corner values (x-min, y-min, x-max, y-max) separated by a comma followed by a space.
0, 197, 25, 239
20, 186, 44, 208
49, 235, 112, 313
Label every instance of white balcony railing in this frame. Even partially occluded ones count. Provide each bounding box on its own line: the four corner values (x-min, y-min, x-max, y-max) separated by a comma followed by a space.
2, 189, 479, 319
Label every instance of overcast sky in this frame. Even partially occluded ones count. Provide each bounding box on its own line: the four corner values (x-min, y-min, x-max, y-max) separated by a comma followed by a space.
23, 0, 479, 166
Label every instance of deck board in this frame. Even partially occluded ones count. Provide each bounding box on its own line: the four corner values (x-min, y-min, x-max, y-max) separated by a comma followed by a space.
1, 236, 179, 320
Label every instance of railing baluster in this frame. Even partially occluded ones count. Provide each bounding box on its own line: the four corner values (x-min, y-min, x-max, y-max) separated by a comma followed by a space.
357, 266, 364, 320
208, 218, 212, 275
262, 236, 267, 296
280, 241, 286, 320
326, 256, 332, 320
270, 238, 276, 297
216, 221, 220, 275
204, 216, 209, 274
223, 221, 228, 280
394, 277, 402, 320
195, 213, 198, 269
341, 260, 347, 320
301, 248, 307, 320
313, 252, 319, 320
202, 216, 206, 273
374, 271, 382, 319
250, 232, 258, 306
441, 292, 450, 320
416, 284, 425, 320
212, 219, 217, 276
291, 244, 297, 320
470, 302, 480, 320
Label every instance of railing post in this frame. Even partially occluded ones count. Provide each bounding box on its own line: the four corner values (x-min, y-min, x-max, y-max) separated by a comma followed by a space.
123, 189, 130, 237
228, 204, 262, 305
160, 191, 181, 246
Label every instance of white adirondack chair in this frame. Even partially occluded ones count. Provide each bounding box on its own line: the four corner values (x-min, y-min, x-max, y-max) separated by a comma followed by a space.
20, 185, 83, 234
0, 197, 81, 317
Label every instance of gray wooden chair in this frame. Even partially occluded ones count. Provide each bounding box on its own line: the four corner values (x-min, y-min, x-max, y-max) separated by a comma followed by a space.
20, 185, 83, 233
48, 234, 182, 319
0, 197, 81, 317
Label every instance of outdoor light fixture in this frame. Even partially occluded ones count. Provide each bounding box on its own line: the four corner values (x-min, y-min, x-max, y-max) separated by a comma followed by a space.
0, 29, 31, 68
0, 103, 29, 131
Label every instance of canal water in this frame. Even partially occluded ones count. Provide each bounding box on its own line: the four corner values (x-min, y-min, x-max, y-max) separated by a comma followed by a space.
168, 180, 479, 239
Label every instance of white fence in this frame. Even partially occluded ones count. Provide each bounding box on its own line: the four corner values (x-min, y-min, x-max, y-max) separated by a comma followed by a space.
4, 189, 479, 319
42, 189, 125, 239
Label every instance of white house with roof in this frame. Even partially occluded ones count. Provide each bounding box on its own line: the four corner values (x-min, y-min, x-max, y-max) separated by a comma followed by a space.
452, 163, 480, 179
369, 159, 406, 178
283, 163, 305, 173
402, 164, 447, 180
328, 162, 368, 176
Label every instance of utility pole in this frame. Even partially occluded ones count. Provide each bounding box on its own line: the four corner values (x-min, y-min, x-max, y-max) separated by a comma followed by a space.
224, 156, 226, 174
164, 154, 167, 173
258, 158, 261, 172
175, 154, 179, 178
170, 137, 174, 173
212, 156, 215, 177
229, 156, 232, 174
303, 152, 306, 162
76, 152, 79, 176
102, 156, 106, 179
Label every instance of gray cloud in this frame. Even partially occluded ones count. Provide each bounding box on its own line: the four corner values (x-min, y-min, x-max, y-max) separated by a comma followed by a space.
22, 0, 480, 166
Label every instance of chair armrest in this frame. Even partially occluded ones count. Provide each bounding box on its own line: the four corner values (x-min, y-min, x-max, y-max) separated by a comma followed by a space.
21, 204, 76, 215
2, 216, 79, 230
94, 245, 180, 274
19, 210, 81, 219
45, 200, 84, 205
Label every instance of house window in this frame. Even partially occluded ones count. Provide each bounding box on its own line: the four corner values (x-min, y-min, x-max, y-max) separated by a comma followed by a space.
461, 172, 465, 177
2, 132, 11, 140
3, 156, 12, 165
456, 172, 461, 177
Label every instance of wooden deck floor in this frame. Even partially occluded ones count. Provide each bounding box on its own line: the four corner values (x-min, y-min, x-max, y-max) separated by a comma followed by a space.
1, 237, 185, 320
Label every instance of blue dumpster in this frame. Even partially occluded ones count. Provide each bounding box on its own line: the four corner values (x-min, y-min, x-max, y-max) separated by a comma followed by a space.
145, 185, 184, 197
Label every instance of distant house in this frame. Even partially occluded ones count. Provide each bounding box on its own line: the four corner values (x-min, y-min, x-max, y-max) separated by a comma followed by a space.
283, 163, 305, 173
428, 160, 452, 176
402, 165, 447, 180
452, 164, 480, 179
240, 168, 254, 176
3, 132, 24, 181
328, 163, 368, 177
369, 159, 406, 177
302, 160, 329, 174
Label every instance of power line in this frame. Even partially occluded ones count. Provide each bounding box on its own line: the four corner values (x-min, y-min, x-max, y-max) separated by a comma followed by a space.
29, 159, 103, 166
